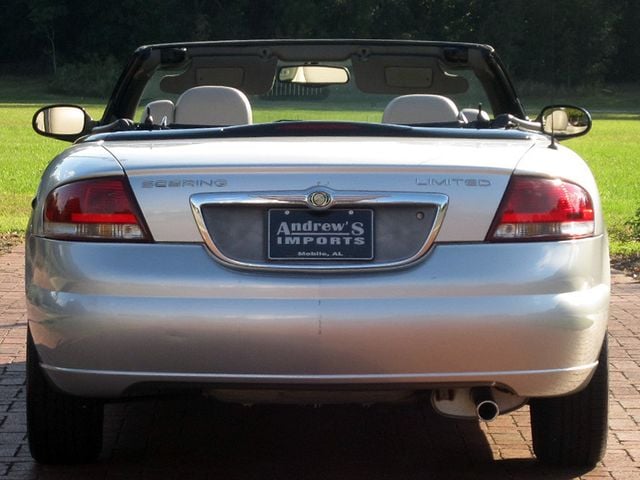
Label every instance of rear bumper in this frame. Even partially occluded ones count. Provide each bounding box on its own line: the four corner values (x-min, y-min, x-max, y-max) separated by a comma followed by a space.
26, 236, 609, 399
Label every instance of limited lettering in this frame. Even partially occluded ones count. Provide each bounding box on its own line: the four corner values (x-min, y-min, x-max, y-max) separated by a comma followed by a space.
416, 177, 491, 187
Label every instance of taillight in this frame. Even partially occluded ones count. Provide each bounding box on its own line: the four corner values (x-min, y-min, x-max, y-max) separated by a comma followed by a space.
44, 177, 150, 241
488, 176, 595, 241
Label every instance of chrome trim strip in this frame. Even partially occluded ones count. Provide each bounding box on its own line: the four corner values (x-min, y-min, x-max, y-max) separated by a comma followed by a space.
189, 188, 448, 272
42, 361, 598, 382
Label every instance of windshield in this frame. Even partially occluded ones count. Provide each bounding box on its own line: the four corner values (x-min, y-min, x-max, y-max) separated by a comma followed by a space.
137, 59, 494, 126
101, 41, 524, 128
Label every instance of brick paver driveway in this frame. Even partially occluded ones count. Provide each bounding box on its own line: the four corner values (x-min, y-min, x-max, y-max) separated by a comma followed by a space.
1, 244, 639, 479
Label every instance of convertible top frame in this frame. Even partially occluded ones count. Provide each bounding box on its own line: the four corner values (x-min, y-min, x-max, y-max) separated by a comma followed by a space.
101, 39, 526, 125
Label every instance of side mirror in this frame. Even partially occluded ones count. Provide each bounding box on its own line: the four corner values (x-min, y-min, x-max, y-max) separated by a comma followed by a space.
32, 105, 93, 141
539, 105, 591, 139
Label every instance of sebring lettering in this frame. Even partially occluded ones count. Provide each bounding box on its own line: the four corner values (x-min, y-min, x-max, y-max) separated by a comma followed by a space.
141, 179, 228, 188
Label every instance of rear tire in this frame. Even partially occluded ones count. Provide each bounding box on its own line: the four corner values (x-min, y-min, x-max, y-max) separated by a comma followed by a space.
26, 328, 104, 464
530, 336, 608, 467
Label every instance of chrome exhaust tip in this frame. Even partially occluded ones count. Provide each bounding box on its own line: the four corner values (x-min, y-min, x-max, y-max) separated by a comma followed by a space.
471, 387, 500, 422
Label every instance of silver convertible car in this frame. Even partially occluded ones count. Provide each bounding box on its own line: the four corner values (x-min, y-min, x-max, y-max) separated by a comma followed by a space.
27, 40, 609, 466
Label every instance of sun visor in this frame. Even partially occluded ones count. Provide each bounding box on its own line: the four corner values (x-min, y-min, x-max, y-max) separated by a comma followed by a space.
160, 56, 277, 95
352, 55, 469, 95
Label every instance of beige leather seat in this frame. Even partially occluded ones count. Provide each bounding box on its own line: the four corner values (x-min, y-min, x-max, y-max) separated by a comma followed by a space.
140, 100, 175, 125
174, 86, 253, 126
460, 107, 490, 123
382, 94, 460, 125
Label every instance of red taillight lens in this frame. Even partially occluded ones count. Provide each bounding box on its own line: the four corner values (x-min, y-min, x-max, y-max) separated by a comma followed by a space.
488, 176, 595, 241
44, 177, 150, 241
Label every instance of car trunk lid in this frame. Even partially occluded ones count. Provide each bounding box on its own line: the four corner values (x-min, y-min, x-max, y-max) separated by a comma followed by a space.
104, 136, 534, 268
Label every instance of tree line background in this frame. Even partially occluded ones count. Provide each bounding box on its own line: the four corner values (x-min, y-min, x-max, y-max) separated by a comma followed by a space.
1, 0, 638, 96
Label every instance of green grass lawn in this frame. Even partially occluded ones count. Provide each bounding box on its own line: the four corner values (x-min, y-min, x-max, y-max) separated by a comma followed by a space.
565, 114, 640, 255
0, 103, 104, 233
1, 88, 639, 256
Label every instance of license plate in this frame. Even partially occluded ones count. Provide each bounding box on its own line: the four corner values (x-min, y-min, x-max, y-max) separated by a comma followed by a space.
268, 209, 374, 260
